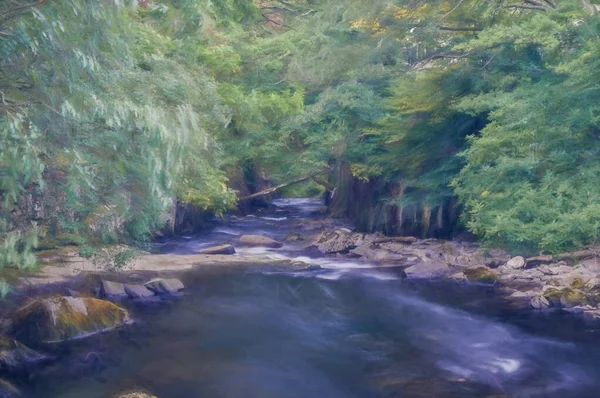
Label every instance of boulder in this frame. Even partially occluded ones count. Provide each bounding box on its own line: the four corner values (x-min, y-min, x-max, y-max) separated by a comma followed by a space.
314, 230, 359, 254
349, 246, 406, 263
463, 267, 497, 284
506, 256, 526, 269
13, 297, 130, 343
198, 244, 235, 255
530, 295, 550, 309
124, 284, 155, 300
403, 261, 450, 278
284, 233, 304, 242
0, 379, 20, 398
0, 337, 51, 373
100, 280, 127, 299
510, 291, 532, 298
560, 289, 588, 308
239, 235, 283, 249
144, 278, 184, 295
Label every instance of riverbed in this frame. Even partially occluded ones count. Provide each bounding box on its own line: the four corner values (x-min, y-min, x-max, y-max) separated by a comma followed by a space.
21, 199, 600, 398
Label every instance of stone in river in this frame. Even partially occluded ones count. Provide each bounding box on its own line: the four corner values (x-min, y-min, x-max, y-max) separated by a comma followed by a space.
13, 297, 130, 344
124, 284, 155, 300
100, 280, 127, 299
144, 278, 185, 295
530, 295, 550, 309
463, 267, 497, 284
198, 244, 236, 255
239, 235, 283, 248
403, 261, 450, 278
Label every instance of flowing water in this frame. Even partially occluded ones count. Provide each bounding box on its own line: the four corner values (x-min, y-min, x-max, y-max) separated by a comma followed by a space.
22, 199, 600, 397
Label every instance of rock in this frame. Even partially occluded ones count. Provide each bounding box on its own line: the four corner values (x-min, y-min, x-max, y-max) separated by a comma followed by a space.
198, 244, 235, 255
13, 297, 130, 343
314, 230, 360, 254
0, 337, 51, 372
0, 379, 20, 398
560, 289, 587, 308
239, 235, 283, 249
144, 278, 184, 295
403, 262, 450, 278
124, 284, 155, 300
506, 256, 526, 269
100, 280, 127, 299
284, 233, 304, 242
463, 267, 497, 284
349, 246, 406, 263
449, 272, 468, 282
530, 295, 550, 309
510, 291, 531, 298
543, 288, 564, 307
551, 272, 593, 290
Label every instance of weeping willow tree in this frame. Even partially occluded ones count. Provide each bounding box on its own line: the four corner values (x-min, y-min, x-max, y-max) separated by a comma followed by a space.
0, 0, 238, 279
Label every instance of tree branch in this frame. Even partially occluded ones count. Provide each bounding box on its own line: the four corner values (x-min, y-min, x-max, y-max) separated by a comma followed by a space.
239, 170, 327, 201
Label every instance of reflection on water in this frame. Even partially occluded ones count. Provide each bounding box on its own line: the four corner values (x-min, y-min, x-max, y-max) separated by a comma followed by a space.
23, 199, 600, 398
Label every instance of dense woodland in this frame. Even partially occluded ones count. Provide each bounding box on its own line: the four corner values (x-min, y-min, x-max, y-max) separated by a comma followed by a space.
1, 0, 600, 279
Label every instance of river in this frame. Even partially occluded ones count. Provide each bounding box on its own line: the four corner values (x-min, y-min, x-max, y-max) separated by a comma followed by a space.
22, 199, 600, 397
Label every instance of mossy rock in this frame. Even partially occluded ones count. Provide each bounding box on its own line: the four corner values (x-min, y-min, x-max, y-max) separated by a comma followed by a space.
543, 288, 564, 306
464, 267, 497, 284
570, 276, 586, 290
560, 289, 588, 308
13, 297, 131, 344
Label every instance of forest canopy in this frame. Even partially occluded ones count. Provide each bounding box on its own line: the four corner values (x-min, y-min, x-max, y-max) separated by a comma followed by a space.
1, 0, 600, 280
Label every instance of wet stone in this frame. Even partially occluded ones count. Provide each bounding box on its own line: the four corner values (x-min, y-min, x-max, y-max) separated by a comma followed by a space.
124, 284, 155, 300
101, 280, 127, 299
145, 278, 184, 295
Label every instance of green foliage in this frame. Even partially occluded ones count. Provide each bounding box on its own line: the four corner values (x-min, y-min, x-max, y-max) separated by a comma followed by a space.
2, 0, 600, 273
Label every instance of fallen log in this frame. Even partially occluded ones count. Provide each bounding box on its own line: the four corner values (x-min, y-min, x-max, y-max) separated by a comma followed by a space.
239, 170, 328, 201
525, 255, 553, 267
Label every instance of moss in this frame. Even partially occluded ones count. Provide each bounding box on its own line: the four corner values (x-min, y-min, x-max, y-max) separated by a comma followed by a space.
570, 276, 586, 290
464, 267, 497, 284
561, 289, 587, 307
543, 288, 563, 301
